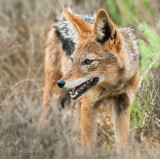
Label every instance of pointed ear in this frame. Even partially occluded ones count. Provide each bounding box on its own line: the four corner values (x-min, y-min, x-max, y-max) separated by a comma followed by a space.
62, 7, 92, 40
93, 9, 118, 44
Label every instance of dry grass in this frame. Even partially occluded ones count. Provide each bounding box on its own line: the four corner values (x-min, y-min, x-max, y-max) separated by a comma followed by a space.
0, 0, 160, 158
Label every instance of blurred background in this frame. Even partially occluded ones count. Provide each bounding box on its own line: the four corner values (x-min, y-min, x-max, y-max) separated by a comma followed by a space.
0, 0, 160, 158
0, 0, 160, 83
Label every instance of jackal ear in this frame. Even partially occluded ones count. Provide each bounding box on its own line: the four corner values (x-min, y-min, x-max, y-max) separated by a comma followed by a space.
62, 7, 92, 40
93, 9, 117, 44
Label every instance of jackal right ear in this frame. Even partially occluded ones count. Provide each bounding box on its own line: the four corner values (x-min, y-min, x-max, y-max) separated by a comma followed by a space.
62, 7, 92, 40
93, 9, 118, 44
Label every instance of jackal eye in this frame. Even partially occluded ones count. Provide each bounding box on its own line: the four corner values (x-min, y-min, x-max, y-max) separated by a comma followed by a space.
70, 57, 73, 62
83, 59, 94, 65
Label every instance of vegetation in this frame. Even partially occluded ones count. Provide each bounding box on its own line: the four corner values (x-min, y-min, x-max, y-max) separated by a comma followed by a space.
0, 0, 160, 158
131, 23, 160, 129
139, 23, 160, 85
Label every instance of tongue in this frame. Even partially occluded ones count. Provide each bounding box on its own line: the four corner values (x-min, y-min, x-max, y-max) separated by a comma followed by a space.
73, 83, 85, 95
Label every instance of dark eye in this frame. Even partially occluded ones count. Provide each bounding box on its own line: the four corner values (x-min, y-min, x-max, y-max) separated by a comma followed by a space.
83, 59, 94, 65
70, 57, 73, 62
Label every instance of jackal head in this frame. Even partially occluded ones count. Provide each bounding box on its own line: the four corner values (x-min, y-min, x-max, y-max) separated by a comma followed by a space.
57, 7, 124, 100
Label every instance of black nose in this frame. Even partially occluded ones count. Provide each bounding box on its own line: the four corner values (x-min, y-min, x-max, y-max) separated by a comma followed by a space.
57, 80, 65, 88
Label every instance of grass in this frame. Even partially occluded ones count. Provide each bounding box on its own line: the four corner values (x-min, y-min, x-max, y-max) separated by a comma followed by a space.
0, 0, 160, 158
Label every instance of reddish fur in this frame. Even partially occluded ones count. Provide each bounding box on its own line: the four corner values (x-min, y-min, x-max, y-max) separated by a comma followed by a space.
62, 7, 92, 38
39, 8, 141, 151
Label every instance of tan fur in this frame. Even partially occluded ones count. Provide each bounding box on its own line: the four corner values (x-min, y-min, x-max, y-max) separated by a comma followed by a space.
40, 8, 141, 151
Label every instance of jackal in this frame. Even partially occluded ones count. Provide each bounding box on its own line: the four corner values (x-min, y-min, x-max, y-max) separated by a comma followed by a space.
41, 7, 141, 150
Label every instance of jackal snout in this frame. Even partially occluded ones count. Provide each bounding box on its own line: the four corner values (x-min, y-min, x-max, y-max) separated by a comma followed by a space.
57, 80, 65, 88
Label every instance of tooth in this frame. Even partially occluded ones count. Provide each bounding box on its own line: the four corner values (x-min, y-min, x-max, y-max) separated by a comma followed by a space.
69, 91, 72, 94
75, 92, 78, 95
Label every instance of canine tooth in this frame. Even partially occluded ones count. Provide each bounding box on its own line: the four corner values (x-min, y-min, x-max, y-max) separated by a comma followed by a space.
75, 92, 78, 95
69, 91, 72, 94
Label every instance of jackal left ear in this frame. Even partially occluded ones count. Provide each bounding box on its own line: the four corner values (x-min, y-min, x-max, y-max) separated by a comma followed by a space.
93, 9, 118, 44
62, 7, 92, 40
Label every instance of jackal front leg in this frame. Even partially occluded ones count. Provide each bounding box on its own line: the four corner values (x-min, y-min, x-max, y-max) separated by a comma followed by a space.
80, 97, 98, 148
111, 93, 132, 151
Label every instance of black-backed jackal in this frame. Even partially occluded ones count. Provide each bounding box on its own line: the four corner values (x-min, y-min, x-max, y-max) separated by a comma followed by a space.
40, 7, 141, 150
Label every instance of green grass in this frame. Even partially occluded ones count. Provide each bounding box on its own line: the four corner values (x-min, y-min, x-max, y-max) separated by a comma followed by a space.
131, 22, 160, 130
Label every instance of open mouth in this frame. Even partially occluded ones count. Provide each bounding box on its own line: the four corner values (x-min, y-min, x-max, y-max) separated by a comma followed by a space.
69, 77, 99, 100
